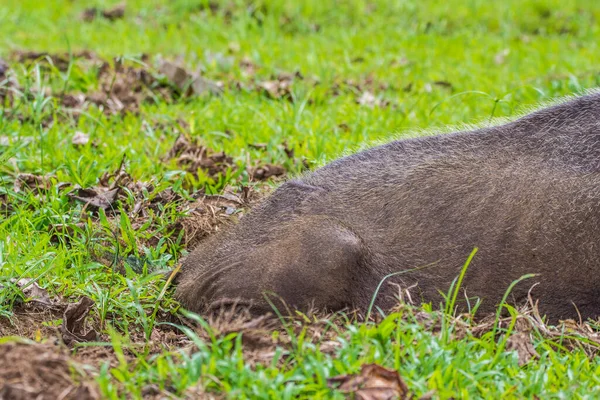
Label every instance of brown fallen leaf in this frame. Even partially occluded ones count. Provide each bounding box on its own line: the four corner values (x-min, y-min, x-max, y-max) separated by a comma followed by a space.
70, 187, 120, 210
61, 296, 98, 345
13, 173, 50, 193
72, 131, 90, 146
159, 60, 222, 96
62, 93, 87, 109
159, 61, 190, 90
505, 332, 539, 366
98, 155, 131, 190
250, 163, 286, 180
240, 57, 259, 76
328, 364, 411, 400
12, 278, 57, 310
191, 76, 223, 96
258, 79, 292, 100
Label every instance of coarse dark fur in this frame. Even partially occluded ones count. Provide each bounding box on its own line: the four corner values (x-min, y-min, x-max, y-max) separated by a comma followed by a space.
176, 91, 600, 322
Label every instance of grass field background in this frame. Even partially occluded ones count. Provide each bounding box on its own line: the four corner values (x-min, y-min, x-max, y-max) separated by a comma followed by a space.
2, 0, 600, 398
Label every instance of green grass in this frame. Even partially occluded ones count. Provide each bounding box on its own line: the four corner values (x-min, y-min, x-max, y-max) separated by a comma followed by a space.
2, 0, 600, 398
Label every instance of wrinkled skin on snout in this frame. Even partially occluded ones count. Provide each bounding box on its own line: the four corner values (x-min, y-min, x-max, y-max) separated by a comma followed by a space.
176, 92, 600, 322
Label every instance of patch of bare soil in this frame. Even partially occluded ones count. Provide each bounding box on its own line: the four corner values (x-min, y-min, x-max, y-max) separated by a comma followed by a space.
0, 289, 97, 347
164, 133, 287, 184
81, 3, 126, 22
0, 310, 60, 340
0, 342, 99, 400
164, 134, 235, 178
3, 54, 207, 116
2, 51, 322, 119
4, 296, 600, 398
3, 52, 312, 118
12, 50, 97, 71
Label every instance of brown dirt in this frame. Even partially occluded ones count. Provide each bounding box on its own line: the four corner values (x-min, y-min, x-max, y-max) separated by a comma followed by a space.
0, 309, 61, 340
5, 53, 179, 115
0, 342, 99, 400
164, 134, 235, 178
4, 298, 600, 398
81, 3, 126, 22
2, 50, 324, 119
12, 50, 97, 71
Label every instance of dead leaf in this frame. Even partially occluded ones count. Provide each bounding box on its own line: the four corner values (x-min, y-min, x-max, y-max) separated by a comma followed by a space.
70, 187, 120, 210
72, 131, 90, 146
164, 134, 234, 179
328, 364, 411, 400
81, 8, 100, 21
159, 61, 190, 89
98, 155, 131, 190
240, 57, 259, 76
191, 76, 223, 96
259, 80, 290, 99
13, 173, 50, 193
61, 296, 98, 345
159, 60, 222, 96
250, 163, 286, 180
12, 278, 56, 309
257, 72, 299, 101
505, 332, 539, 366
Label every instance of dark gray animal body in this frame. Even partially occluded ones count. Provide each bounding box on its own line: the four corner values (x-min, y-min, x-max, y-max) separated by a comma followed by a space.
176, 92, 600, 322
